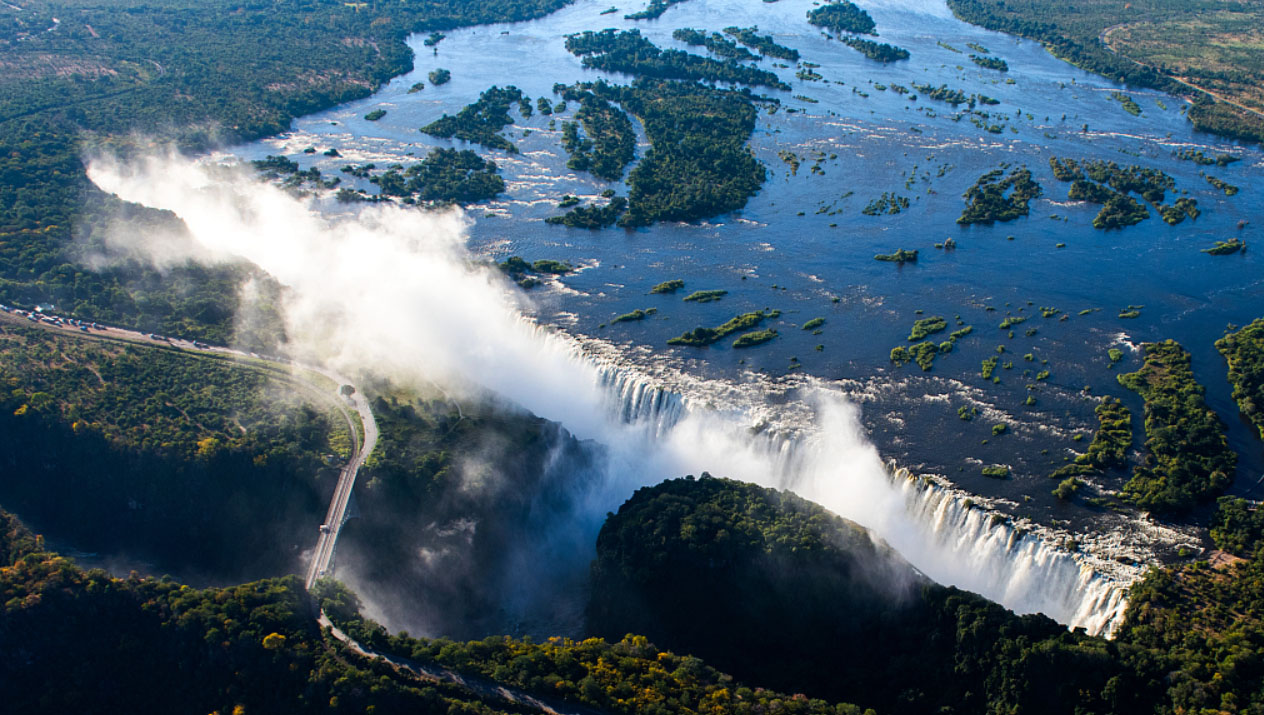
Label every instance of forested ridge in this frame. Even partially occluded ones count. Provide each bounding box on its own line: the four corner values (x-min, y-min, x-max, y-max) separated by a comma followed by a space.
4, 358, 1264, 714
0, 320, 345, 580
0, 506, 874, 714
587, 476, 1264, 715
0, 509, 560, 714
5, 471, 1264, 715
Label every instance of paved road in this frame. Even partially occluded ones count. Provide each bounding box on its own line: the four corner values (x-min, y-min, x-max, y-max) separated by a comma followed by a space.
305, 378, 377, 588
0, 308, 377, 591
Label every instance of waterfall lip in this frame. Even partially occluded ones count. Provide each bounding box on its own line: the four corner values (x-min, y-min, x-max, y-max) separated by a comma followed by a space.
548, 325, 1205, 639
894, 465, 1146, 637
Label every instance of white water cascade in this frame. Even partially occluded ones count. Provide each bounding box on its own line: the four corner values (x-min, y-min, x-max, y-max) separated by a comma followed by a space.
896, 475, 1133, 636
87, 153, 1144, 639
580, 349, 1141, 637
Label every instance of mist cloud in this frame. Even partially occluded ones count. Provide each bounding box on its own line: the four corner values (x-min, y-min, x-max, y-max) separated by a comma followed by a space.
87, 151, 1124, 636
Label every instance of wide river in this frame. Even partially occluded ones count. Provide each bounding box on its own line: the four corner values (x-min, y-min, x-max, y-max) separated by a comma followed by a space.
236, 0, 1262, 534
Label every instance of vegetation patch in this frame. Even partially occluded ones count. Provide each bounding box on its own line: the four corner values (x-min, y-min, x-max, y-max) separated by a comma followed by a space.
1216, 318, 1264, 439
1117, 340, 1236, 515
571, 79, 765, 227
732, 328, 778, 348
724, 26, 801, 61
1049, 396, 1133, 480
874, 248, 918, 263
668, 310, 772, 347
1205, 174, 1240, 196
624, 0, 687, 20
862, 192, 911, 215
497, 255, 572, 288
908, 316, 948, 341
565, 29, 789, 90
531, 259, 573, 274
671, 28, 758, 62
890, 316, 971, 371
1174, 148, 1240, 166
557, 86, 637, 181
911, 82, 977, 107
613, 308, 654, 323
843, 37, 911, 62
890, 341, 941, 370
981, 355, 998, 379
682, 289, 728, 303
546, 196, 629, 229
957, 167, 1042, 225
363, 148, 505, 204
1110, 91, 1141, 115
1203, 237, 1245, 255
650, 279, 685, 294
1051, 157, 1200, 230
806, 1, 877, 35
1052, 476, 1083, 500
1159, 198, 1200, 225
970, 54, 1009, 71
1210, 496, 1264, 557
420, 85, 525, 153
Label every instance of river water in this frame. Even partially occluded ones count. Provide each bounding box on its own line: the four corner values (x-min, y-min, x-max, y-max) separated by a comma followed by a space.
233, 0, 1262, 597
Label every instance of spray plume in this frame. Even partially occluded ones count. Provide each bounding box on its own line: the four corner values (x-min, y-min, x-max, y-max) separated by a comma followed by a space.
87, 152, 1125, 635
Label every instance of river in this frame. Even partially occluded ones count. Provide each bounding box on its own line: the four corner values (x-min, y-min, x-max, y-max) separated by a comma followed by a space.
226, 0, 1263, 632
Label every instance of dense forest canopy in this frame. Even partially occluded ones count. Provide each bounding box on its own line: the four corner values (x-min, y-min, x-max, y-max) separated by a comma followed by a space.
1217, 318, 1264, 440
0, 320, 345, 579
587, 475, 1264, 715
1117, 340, 1236, 515
0, 505, 876, 714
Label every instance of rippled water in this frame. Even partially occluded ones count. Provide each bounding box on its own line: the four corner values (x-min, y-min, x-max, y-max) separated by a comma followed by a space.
236, 0, 1264, 527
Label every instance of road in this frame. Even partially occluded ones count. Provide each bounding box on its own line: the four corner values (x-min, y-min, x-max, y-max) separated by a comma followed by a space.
318, 612, 599, 715
305, 375, 377, 588
0, 307, 377, 591
1097, 20, 1264, 121
0, 309, 594, 714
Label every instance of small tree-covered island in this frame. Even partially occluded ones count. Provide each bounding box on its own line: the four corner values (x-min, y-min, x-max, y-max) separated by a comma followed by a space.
4, 0, 1264, 710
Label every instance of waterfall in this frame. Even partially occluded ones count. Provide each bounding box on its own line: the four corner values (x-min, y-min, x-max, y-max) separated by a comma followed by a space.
597, 366, 685, 437
895, 471, 1135, 636
84, 151, 1148, 639
581, 343, 1142, 637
